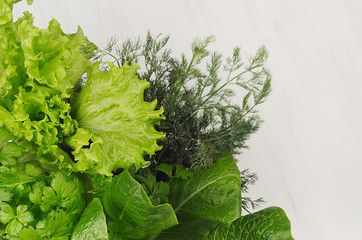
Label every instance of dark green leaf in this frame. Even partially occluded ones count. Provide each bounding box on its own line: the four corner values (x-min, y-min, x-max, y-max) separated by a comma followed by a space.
206, 207, 294, 240
103, 170, 178, 239
156, 153, 241, 239
71, 198, 108, 240
169, 153, 241, 225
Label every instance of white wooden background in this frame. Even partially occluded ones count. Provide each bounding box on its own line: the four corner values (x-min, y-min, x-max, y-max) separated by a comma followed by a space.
13, 1, 362, 239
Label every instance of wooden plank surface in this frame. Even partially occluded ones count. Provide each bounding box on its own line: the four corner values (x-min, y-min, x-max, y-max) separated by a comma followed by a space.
13, 1, 362, 239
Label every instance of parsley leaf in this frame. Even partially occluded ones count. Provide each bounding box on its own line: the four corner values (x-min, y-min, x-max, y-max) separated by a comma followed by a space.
32, 171, 85, 214
0, 127, 24, 167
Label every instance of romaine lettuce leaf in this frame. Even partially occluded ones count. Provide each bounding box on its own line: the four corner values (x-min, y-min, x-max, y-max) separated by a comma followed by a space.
71, 198, 108, 240
155, 153, 242, 239
205, 207, 294, 240
68, 62, 165, 175
102, 169, 178, 239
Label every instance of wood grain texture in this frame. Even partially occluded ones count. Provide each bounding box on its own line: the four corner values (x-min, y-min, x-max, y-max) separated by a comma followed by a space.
13, 0, 362, 239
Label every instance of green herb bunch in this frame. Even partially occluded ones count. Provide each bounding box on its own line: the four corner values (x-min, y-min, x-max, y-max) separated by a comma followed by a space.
91, 32, 271, 212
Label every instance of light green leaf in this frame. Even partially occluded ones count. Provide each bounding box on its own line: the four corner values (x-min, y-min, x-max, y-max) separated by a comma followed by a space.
43, 210, 74, 238
0, 204, 15, 224
0, 0, 12, 25
71, 198, 108, 240
16, 16, 91, 98
69, 62, 165, 175
0, 171, 34, 188
103, 170, 178, 239
205, 207, 294, 240
0, 127, 24, 166
16, 205, 33, 225
6, 218, 23, 237
25, 163, 42, 177
35, 172, 85, 214
0, 10, 92, 169
19, 227, 42, 240
29, 182, 45, 205
0, 189, 13, 204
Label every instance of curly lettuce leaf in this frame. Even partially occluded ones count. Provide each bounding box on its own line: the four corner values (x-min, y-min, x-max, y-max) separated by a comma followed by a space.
0, 9, 94, 170
103, 169, 178, 239
71, 198, 108, 240
16, 14, 92, 98
0, 0, 12, 25
0, 9, 26, 107
67, 62, 165, 175
205, 207, 294, 240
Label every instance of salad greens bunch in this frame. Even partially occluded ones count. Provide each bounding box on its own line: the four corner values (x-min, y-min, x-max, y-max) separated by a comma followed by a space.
0, 0, 294, 239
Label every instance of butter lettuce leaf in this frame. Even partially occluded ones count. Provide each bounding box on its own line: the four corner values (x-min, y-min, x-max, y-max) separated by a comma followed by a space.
205, 207, 294, 240
103, 169, 178, 239
68, 62, 165, 175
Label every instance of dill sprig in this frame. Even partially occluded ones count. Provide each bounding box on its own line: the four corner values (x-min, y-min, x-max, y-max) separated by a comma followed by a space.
240, 169, 265, 213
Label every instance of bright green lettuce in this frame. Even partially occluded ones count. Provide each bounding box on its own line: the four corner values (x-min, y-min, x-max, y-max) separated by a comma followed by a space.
67, 62, 165, 175
0, 4, 93, 170
206, 207, 294, 240
0, 0, 12, 25
0, 1, 27, 108
103, 169, 178, 239
16, 13, 92, 98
